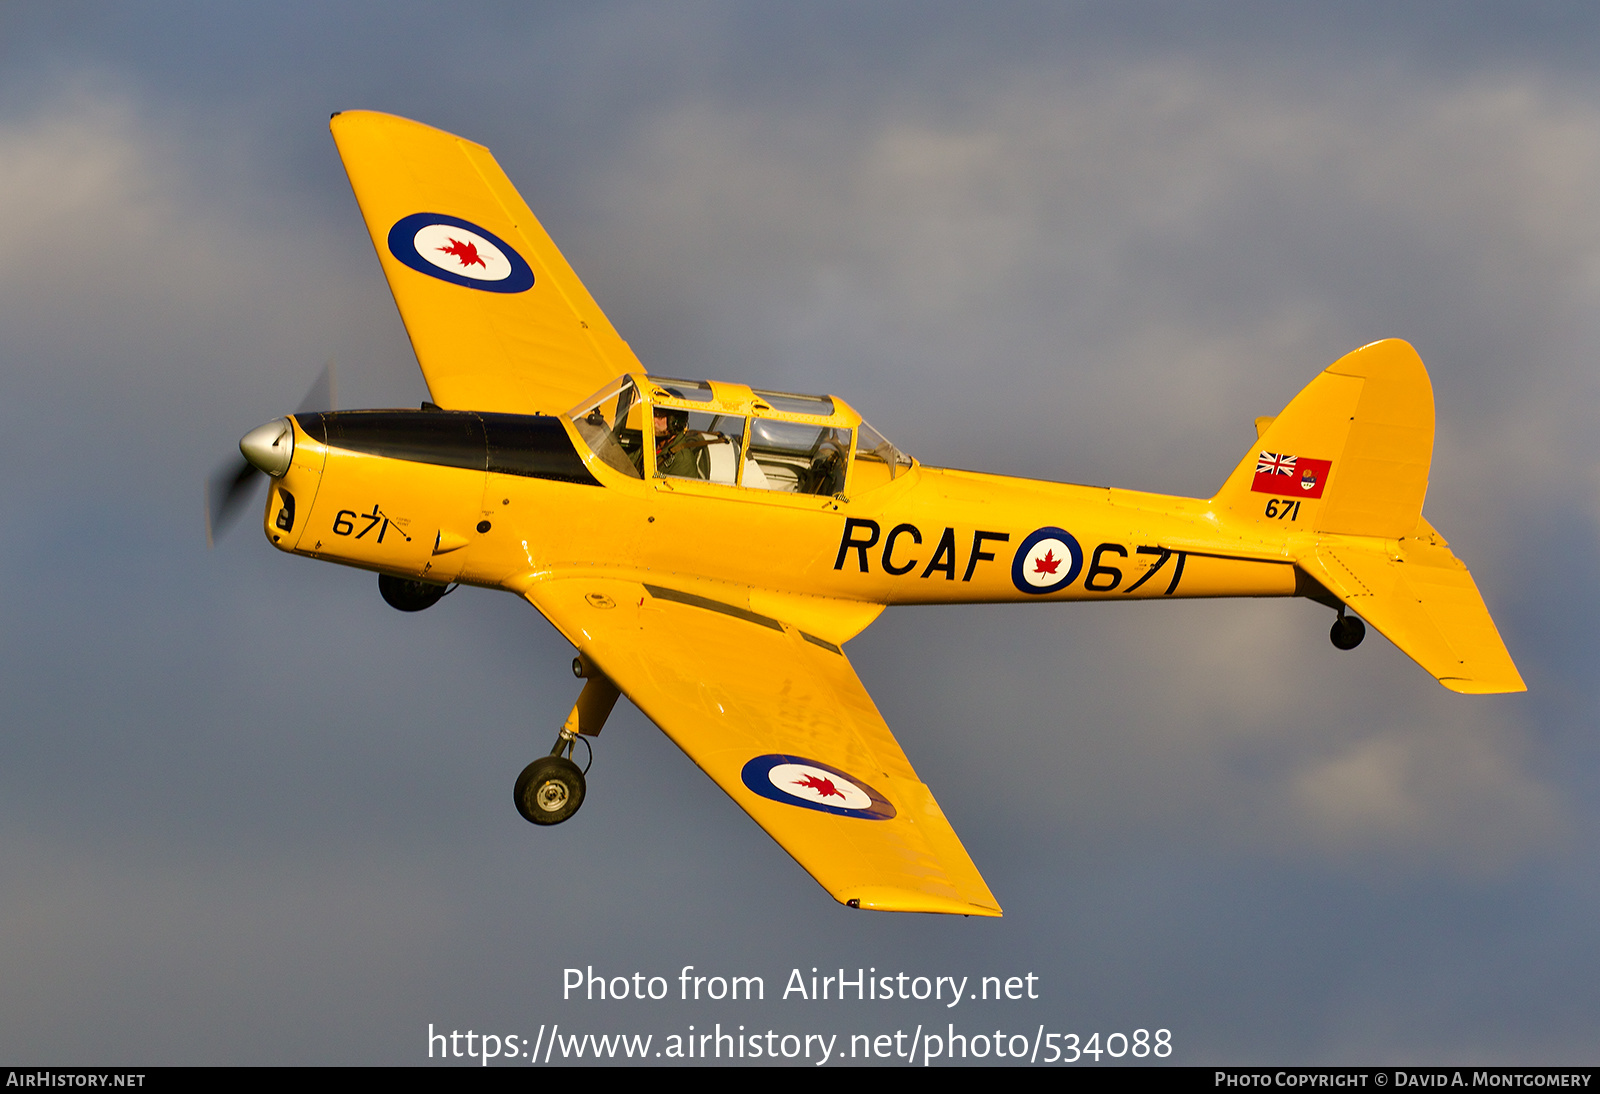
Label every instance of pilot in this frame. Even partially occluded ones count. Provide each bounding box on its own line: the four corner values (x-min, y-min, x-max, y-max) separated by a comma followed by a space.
654, 405, 709, 479
799, 436, 849, 496
779, 432, 848, 496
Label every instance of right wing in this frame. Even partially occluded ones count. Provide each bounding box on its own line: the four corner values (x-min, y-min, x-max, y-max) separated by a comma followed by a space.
330, 111, 639, 415
524, 575, 1002, 916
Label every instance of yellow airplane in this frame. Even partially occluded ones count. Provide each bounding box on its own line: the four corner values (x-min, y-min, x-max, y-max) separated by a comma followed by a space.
214, 111, 1523, 918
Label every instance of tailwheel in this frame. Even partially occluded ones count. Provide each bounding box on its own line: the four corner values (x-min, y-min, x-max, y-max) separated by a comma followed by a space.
1330, 609, 1366, 651
514, 755, 586, 825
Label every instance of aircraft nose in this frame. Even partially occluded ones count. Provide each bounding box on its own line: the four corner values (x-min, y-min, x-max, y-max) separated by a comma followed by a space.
240, 417, 295, 477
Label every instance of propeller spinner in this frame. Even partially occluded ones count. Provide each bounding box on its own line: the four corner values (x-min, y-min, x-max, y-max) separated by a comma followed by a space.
205, 362, 334, 546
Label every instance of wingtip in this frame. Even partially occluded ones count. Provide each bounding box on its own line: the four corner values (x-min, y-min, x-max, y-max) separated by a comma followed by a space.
839, 887, 1003, 917
1441, 675, 1528, 695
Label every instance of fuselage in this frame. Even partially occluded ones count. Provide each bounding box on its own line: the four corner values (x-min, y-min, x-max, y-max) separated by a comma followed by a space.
256, 374, 1301, 636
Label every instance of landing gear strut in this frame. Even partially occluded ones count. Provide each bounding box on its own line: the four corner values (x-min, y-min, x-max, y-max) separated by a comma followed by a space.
1330, 605, 1366, 650
513, 730, 588, 826
512, 654, 618, 827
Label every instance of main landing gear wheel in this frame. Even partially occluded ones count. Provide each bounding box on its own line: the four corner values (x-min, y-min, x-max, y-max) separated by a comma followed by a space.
1330, 612, 1366, 650
514, 756, 586, 825
515, 682, 601, 827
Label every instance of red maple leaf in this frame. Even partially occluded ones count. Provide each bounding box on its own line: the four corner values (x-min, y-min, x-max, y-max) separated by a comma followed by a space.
438, 237, 487, 269
794, 773, 844, 800
1033, 549, 1061, 576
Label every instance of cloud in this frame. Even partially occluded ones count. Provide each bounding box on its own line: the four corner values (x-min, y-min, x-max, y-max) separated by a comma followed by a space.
1283, 713, 1564, 871
0, 80, 427, 493
0, 84, 259, 330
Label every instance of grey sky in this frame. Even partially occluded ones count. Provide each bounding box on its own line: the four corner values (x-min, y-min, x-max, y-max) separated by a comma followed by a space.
0, 2, 1595, 1063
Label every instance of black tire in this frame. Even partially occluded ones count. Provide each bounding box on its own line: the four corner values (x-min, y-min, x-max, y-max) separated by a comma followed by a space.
1330, 615, 1366, 650
514, 756, 586, 825
378, 573, 448, 612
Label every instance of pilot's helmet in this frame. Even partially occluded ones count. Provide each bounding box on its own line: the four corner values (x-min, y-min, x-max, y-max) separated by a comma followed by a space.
658, 389, 690, 435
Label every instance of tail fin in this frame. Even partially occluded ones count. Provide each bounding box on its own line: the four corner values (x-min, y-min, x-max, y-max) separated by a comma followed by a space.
1213, 338, 1433, 537
1213, 340, 1524, 694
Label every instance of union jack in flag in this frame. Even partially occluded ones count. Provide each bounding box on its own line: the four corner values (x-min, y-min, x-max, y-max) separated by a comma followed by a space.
1256, 451, 1297, 476
1252, 451, 1332, 498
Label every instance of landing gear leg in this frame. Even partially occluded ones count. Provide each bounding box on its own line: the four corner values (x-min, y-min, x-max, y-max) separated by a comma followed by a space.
512, 656, 617, 827
1330, 605, 1366, 650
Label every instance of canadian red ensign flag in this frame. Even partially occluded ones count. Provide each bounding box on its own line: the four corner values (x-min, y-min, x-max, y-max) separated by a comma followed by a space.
1251, 452, 1332, 499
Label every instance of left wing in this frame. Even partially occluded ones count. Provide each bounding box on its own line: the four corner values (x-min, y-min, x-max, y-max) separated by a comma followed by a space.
330, 111, 639, 415
523, 576, 1002, 916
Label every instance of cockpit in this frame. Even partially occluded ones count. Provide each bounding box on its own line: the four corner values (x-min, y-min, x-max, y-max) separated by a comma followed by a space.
568, 375, 912, 496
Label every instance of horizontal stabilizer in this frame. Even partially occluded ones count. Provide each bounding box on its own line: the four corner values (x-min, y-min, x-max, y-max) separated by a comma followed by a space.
1298, 530, 1524, 694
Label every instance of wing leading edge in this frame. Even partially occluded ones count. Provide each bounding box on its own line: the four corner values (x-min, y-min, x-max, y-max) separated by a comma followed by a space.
330, 110, 639, 415
523, 576, 1002, 916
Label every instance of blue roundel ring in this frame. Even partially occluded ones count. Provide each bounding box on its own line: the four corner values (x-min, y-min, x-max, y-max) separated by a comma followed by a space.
1011, 526, 1084, 595
386, 212, 535, 293
740, 755, 896, 820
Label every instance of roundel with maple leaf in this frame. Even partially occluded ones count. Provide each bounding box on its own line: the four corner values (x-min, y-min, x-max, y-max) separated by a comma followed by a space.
386, 212, 535, 293
1011, 526, 1084, 595
740, 755, 896, 820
